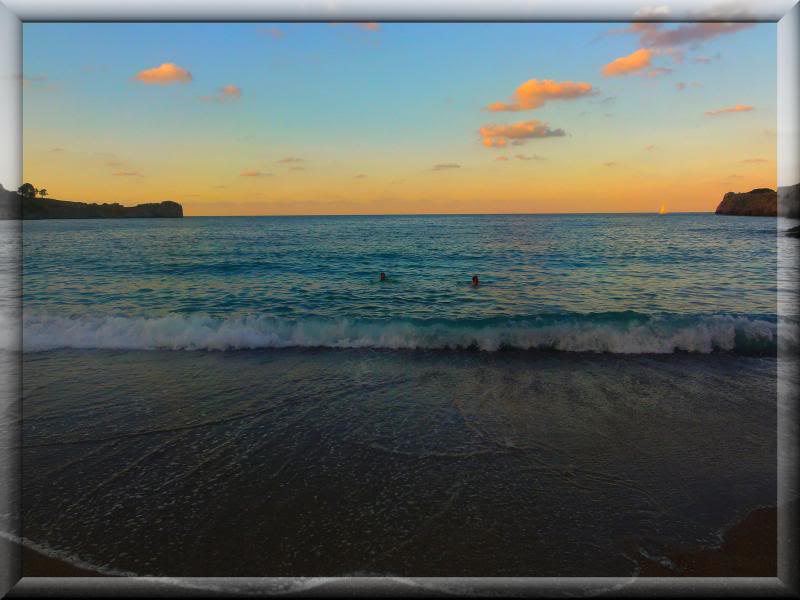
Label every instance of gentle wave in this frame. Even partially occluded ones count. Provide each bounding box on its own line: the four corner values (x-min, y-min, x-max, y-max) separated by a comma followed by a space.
21, 312, 778, 354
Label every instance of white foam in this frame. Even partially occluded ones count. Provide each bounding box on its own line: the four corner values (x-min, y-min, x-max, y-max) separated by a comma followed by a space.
22, 313, 777, 354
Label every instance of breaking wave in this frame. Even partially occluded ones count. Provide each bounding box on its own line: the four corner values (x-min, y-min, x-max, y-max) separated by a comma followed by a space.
21, 312, 778, 355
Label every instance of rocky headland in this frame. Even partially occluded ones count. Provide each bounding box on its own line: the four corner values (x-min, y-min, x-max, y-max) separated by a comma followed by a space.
0, 184, 183, 219
715, 188, 777, 216
714, 183, 799, 218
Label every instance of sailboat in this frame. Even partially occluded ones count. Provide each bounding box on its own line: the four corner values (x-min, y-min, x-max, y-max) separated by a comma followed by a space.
658, 202, 668, 215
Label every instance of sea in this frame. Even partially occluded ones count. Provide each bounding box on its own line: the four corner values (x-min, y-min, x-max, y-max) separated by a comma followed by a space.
5, 213, 797, 577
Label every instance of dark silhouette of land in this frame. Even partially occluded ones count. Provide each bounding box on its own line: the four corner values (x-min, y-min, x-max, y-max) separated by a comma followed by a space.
0, 183, 182, 219
715, 183, 800, 218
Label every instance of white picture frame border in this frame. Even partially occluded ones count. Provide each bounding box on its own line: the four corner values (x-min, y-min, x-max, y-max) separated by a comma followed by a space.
1, 0, 797, 596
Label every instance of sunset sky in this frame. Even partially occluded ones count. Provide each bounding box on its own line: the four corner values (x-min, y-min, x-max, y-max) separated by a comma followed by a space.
22, 22, 776, 216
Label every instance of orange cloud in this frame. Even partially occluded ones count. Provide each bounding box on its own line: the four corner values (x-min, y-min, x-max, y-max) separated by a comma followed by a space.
496, 156, 510, 161
277, 157, 304, 164
487, 79, 593, 112
357, 22, 380, 31
602, 48, 653, 76
202, 84, 242, 103
221, 85, 241, 99
705, 104, 754, 116
240, 170, 271, 177
134, 63, 192, 84
479, 120, 566, 148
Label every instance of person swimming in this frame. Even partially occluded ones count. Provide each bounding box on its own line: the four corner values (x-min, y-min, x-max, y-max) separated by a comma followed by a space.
471, 275, 479, 287
380, 272, 387, 281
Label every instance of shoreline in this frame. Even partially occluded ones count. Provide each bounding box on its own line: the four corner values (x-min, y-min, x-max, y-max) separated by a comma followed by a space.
634, 505, 777, 577
19, 504, 778, 577
22, 545, 106, 577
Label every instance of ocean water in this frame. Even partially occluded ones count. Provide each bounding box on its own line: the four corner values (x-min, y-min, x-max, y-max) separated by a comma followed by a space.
16, 214, 792, 577
22, 214, 780, 353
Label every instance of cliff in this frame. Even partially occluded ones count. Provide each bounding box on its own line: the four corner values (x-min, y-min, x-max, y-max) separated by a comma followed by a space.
779, 183, 799, 219
1, 185, 183, 219
21, 197, 183, 219
0, 185, 20, 219
715, 188, 777, 217
0, 187, 183, 219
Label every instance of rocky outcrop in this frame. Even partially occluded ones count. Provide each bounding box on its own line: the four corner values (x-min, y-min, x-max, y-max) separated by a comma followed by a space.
779, 183, 799, 219
18, 196, 183, 219
0, 184, 20, 219
715, 188, 777, 216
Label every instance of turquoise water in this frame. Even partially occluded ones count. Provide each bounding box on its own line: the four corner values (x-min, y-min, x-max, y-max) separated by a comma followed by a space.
22, 213, 778, 353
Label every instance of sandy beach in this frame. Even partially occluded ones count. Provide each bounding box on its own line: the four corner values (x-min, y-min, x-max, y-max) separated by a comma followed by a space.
635, 505, 776, 576
19, 503, 778, 578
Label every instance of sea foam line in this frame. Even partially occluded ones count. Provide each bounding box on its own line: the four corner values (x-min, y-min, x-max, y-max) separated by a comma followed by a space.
20, 312, 778, 354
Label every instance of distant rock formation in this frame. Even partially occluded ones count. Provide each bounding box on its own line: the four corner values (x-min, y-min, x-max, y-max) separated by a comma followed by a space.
0, 184, 20, 219
715, 188, 777, 216
786, 226, 800, 238
0, 186, 183, 219
21, 197, 183, 219
779, 183, 799, 219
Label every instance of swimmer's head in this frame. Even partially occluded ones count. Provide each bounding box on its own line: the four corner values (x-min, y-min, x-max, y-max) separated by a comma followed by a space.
380, 272, 386, 281
472, 275, 479, 286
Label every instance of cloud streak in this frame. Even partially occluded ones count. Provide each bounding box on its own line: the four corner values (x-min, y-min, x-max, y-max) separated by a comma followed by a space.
432, 163, 460, 171
705, 104, 754, 116
675, 81, 703, 91
629, 22, 754, 49
258, 27, 284, 38
240, 170, 271, 177
487, 79, 593, 112
479, 120, 566, 148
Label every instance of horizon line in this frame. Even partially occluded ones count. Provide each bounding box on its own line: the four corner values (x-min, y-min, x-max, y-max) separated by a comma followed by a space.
181, 211, 716, 217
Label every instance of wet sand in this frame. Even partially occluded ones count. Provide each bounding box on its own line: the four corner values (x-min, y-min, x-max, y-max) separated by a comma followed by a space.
636, 505, 776, 576
22, 349, 777, 576
22, 545, 104, 577
19, 504, 777, 578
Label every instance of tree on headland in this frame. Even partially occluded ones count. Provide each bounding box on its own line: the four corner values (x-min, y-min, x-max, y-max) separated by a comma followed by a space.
38, 188, 48, 198
17, 183, 37, 199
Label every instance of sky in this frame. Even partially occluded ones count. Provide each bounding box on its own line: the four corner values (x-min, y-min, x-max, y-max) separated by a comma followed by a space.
21, 22, 777, 216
